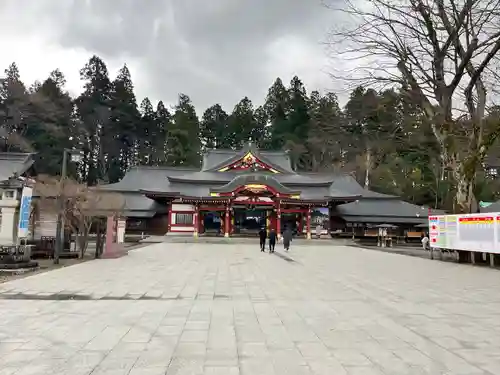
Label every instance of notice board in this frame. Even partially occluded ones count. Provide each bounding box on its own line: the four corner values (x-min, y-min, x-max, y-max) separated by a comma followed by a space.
428, 213, 499, 253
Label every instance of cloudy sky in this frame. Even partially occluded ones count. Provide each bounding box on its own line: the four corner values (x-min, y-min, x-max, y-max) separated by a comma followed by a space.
0, 0, 347, 112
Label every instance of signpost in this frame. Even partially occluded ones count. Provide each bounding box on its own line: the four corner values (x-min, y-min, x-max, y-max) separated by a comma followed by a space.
17, 186, 33, 240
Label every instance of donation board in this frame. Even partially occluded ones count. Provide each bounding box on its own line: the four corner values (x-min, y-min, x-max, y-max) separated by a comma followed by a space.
428, 213, 499, 254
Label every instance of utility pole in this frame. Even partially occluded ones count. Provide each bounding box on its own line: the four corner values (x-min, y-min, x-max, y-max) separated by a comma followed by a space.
54, 150, 68, 265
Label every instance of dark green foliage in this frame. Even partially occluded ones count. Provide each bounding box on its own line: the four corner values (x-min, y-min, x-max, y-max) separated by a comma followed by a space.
2, 54, 499, 209
200, 104, 229, 150
74, 55, 113, 185
228, 97, 257, 148
107, 64, 141, 182
166, 94, 200, 167
154, 101, 171, 164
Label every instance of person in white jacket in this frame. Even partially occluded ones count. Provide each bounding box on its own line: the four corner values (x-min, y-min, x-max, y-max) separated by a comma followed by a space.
421, 235, 429, 250
316, 224, 322, 239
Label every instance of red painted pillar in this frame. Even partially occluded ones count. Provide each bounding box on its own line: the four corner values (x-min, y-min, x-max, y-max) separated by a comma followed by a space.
224, 205, 231, 238
167, 205, 172, 233
193, 204, 199, 237
199, 210, 204, 234
306, 207, 312, 239
276, 201, 281, 240
102, 215, 127, 259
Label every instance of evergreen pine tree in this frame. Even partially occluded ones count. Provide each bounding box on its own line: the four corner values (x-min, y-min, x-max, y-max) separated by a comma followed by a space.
284, 76, 311, 169
139, 97, 156, 165
307, 91, 344, 171
75, 55, 112, 184
107, 64, 141, 182
264, 78, 289, 150
229, 97, 256, 148
167, 94, 200, 166
0, 62, 31, 152
155, 101, 171, 164
26, 70, 75, 176
200, 104, 229, 150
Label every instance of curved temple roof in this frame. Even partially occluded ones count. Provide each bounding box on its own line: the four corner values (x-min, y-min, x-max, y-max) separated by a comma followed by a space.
210, 174, 301, 195
202, 142, 295, 173
100, 144, 428, 224
0, 153, 35, 183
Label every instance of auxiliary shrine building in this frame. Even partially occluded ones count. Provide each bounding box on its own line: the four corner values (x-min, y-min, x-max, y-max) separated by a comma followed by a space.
102, 143, 434, 238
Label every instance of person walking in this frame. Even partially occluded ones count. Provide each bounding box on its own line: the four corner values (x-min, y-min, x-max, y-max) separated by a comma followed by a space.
315, 224, 322, 239
258, 227, 267, 252
283, 227, 293, 251
268, 228, 277, 253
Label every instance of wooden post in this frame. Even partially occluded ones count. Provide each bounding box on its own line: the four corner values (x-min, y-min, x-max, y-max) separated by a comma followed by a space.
224, 204, 230, 238
276, 201, 281, 240
102, 215, 127, 259
193, 204, 199, 237
306, 207, 312, 240
167, 204, 172, 233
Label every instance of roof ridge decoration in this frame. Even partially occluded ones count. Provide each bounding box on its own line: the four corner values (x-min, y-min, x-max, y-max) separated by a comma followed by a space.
207, 142, 286, 174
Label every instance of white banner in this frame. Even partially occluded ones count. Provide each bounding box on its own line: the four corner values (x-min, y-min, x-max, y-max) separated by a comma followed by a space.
17, 186, 33, 239
429, 213, 499, 253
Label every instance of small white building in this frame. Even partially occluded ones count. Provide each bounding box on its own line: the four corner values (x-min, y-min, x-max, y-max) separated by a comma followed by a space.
0, 153, 36, 245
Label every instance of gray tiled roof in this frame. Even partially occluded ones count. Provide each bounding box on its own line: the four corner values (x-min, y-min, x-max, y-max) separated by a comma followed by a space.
168, 171, 334, 185
100, 167, 195, 192
337, 199, 445, 224
201, 145, 295, 173
0, 153, 35, 182
102, 165, 397, 202
122, 193, 167, 218
330, 175, 397, 199
210, 174, 300, 194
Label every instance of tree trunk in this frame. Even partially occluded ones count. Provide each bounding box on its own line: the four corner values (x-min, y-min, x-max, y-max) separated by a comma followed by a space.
77, 226, 91, 258
450, 154, 476, 214
95, 220, 102, 259
364, 147, 372, 189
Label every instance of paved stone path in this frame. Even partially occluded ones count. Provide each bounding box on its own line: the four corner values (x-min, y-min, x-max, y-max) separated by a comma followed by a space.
0, 243, 500, 375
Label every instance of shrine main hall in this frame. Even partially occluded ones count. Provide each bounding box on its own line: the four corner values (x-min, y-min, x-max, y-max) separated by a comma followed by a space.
103, 143, 431, 238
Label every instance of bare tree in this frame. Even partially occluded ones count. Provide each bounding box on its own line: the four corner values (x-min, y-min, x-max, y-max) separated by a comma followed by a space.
328, 0, 500, 212
35, 175, 125, 257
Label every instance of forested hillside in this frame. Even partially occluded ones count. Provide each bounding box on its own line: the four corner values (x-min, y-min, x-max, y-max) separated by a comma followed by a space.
1, 56, 499, 211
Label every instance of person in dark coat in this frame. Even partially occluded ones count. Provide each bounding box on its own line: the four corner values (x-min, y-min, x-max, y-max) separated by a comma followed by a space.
283, 228, 293, 251
258, 227, 267, 252
268, 229, 277, 253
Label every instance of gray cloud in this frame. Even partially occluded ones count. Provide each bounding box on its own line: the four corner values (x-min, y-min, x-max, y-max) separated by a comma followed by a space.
1, 0, 342, 112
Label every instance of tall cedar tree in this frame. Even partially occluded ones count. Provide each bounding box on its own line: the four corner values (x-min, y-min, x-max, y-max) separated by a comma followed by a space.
307, 91, 344, 172
26, 70, 76, 176
200, 104, 229, 150
0, 63, 32, 152
285, 76, 310, 170
155, 101, 171, 164
228, 97, 257, 148
107, 65, 141, 182
264, 78, 289, 150
75, 56, 112, 185
138, 97, 156, 165
166, 94, 200, 166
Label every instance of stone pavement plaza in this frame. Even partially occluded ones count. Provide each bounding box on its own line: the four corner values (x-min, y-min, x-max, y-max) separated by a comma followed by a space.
0, 244, 500, 375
